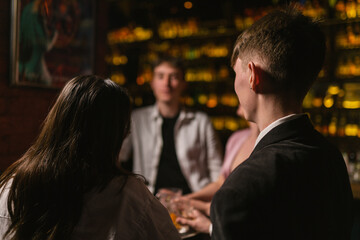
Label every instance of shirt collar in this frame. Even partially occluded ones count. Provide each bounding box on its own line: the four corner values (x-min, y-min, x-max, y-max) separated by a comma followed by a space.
254, 113, 304, 148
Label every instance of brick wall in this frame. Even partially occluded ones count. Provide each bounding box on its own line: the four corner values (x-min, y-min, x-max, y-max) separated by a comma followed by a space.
0, 0, 107, 171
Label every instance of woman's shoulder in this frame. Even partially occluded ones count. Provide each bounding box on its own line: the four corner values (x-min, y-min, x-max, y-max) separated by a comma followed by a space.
117, 175, 147, 190
112, 175, 152, 200
111, 176, 181, 239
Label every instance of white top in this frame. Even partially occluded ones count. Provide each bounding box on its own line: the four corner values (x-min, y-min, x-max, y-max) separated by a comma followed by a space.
119, 104, 223, 193
0, 176, 181, 240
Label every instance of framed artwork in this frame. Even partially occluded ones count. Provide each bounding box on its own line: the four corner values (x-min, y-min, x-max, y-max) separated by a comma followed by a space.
10, 0, 95, 88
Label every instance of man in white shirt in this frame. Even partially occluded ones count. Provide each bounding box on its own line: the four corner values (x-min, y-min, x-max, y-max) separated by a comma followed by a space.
119, 56, 223, 194
210, 6, 353, 240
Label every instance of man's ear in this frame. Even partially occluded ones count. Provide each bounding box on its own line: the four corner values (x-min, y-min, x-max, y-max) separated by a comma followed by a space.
248, 61, 262, 93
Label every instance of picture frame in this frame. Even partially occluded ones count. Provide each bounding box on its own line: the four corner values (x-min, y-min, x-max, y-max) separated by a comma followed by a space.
10, 0, 95, 88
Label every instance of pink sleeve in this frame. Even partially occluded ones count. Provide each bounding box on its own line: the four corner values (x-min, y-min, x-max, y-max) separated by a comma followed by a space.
220, 129, 251, 179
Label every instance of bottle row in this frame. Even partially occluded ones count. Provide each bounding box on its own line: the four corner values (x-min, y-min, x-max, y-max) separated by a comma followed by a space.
124, 83, 360, 118
130, 92, 239, 110
336, 55, 360, 77
157, 18, 202, 39
107, 26, 153, 44
182, 93, 238, 109
108, 0, 356, 45
111, 62, 360, 86
160, 42, 231, 60
106, 41, 232, 67
303, 83, 360, 109
185, 66, 231, 82
110, 65, 233, 86
310, 109, 360, 137
211, 116, 248, 132
336, 23, 360, 49
107, 37, 360, 84
335, 0, 360, 20
107, 53, 360, 83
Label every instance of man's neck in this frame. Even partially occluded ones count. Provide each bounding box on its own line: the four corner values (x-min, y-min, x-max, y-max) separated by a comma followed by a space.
157, 101, 180, 118
255, 96, 302, 131
248, 122, 260, 136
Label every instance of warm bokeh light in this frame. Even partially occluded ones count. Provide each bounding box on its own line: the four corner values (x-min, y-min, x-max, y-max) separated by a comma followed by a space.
198, 94, 208, 105
184, 96, 194, 106
343, 100, 360, 109
112, 55, 128, 65
206, 94, 218, 108
111, 73, 126, 85
328, 120, 337, 136
323, 95, 334, 108
327, 85, 340, 95
312, 97, 323, 108
184, 1, 193, 9
134, 97, 143, 106
345, 124, 359, 136
225, 118, 239, 131
212, 117, 224, 130
136, 76, 145, 85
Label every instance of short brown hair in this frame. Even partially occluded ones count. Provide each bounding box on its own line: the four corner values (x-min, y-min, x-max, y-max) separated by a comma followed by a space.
231, 6, 326, 101
152, 55, 185, 80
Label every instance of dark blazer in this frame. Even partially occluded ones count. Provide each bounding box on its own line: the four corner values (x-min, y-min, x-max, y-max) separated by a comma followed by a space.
210, 115, 353, 240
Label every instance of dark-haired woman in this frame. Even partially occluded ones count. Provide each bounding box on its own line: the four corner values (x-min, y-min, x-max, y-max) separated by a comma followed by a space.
0, 75, 180, 240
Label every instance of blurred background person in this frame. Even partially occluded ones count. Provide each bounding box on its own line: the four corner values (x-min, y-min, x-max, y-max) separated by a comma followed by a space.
118, 56, 223, 195
176, 104, 259, 233
0, 75, 181, 240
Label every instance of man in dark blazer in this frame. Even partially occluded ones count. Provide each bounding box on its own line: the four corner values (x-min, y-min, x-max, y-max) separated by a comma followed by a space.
210, 6, 354, 240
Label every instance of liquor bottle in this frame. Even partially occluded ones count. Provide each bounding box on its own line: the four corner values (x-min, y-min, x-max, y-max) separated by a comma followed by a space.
336, 27, 347, 49
353, 23, 360, 48
345, 112, 359, 136
356, 0, 360, 17
349, 56, 356, 76
354, 56, 360, 76
346, 0, 357, 18
335, 0, 347, 19
314, 113, 323, 133
206, 94, 218, 108
343, 83, 360, 109
328, 113, 338, 136
323, 94, 335, 108
347, 25, 356, 48
337, 113, 346, 137
322, 112, 330, 136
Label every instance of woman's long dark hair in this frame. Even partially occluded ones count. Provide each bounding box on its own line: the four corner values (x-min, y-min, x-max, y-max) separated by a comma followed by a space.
0, 75, 132, 239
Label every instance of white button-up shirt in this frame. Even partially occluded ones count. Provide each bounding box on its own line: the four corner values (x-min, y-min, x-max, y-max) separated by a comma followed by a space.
119, 104, 223, 193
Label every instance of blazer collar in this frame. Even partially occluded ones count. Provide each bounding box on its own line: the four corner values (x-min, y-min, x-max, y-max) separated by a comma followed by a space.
252, 114, 314, 154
